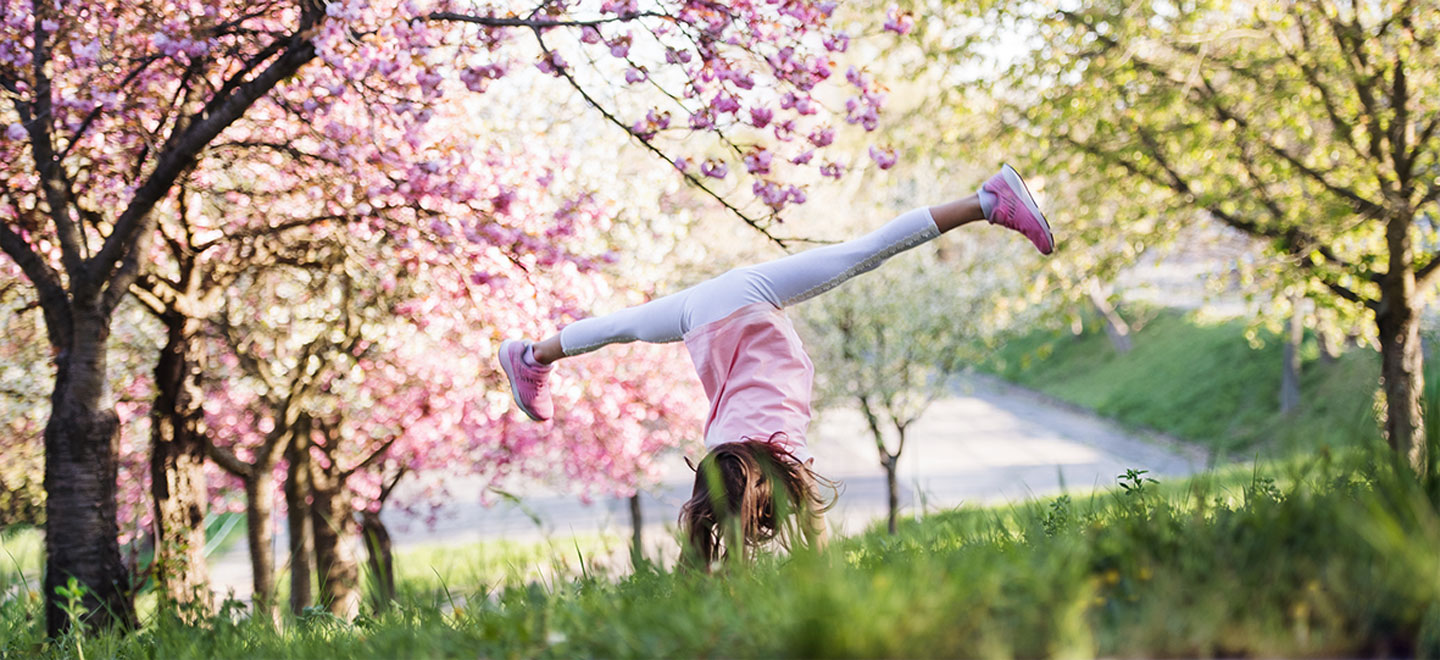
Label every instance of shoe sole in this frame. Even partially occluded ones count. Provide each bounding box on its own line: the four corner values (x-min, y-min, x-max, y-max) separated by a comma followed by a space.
498, 339, 546, 421
1000, 163, 1054, 254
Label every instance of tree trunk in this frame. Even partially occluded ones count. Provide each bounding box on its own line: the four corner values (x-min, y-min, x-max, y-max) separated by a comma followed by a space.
1377, 297, 1427, 475
42, 306, 137, 635
284, 435, 315, 615
883, 454, 899, 535
628, 493, 644, 570
360, 510, 395, 611
244, 470, 277, 619
149, 313, 211, 616
1087, 280, 1132, 354
311, 466, 360, 618
1280, 296, 1303, 415
1377, 211, 1427, 476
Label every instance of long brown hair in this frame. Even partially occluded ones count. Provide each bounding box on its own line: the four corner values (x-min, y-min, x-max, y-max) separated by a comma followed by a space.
679, 436, 836, 567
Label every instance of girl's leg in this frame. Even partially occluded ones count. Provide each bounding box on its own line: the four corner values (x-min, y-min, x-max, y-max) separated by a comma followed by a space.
532, 195, 989, 364
709, 199, 985, 313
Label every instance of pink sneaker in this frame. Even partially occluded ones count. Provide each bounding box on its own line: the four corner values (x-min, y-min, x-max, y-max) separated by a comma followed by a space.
981, 163, 1055, 255
498, 339, 554, 421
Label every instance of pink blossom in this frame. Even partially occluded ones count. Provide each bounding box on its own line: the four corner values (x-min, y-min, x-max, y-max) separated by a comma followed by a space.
869, 146, 898, 169
824, 32, 850, 52
674, 157, 690, 172
536, 52, 567, 76
609, 37, 631, 58
743, 149, 772, 175
624, 67, 646, 84
752, 180, 788, 210
710, 93, 740, 114
773, 119, 796, 141
820, 161, 845, 179
580, 26, 603, 44
748, 106, 773, 128
791, 149, 815, 165
786, 185, 807, 205
807, 126, 835, 147
846, 66, 868, 88
885, 7, 916, 35
688, 109, 714, 130
700, 159, 728, 179
4, 123, 24, 141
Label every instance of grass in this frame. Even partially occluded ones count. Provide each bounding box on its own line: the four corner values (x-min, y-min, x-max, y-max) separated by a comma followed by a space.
983, 308, 1382, 456
2, 449, 1438, 658
5, 307, 1432, 656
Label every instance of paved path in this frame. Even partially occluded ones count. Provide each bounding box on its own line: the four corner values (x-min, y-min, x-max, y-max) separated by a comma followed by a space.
207, 374, 1209, 599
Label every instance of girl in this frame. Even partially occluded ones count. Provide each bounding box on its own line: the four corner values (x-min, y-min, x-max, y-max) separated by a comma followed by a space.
499, 164, 1053, 565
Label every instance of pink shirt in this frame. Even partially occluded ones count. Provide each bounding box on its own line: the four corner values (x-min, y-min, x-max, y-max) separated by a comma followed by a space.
683, 302, 815, 464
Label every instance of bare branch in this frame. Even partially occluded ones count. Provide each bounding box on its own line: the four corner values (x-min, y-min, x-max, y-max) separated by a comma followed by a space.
59, 54, 164, 160
341, 436, 400, 480
427, 10, 666, 29
0, 220, 71, 345
530, 29, 789, 249
209, 140, 341, 166
1417, 252, 1440, 289
204, 439, 253, 479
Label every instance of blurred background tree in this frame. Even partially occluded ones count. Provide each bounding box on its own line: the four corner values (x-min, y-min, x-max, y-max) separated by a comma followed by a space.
871, 0, 1439, 474
801, 239, 1017, 534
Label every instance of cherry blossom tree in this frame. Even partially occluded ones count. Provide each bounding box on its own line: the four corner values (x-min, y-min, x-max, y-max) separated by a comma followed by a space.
1, 0, 897, 632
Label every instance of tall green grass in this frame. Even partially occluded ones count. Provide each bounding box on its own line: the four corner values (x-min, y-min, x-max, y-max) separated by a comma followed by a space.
984, 309, 1382, 456
4, 450, 1437, 658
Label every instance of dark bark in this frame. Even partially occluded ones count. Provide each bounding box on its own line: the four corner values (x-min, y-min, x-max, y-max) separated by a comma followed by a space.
243, 470, 277, 619
149, 313, 211, 616
284, 433, 315, 615
360, 511, 395, 612
310, 463, 360, 618
1375, 207, 1427, 475
9, 6, 324, 637
42, 306, 136, 635
858, 396, 905, 536
628, 493, 644, 570
1377, 291, 1426, 474
1280, 296, 1303, 414
882, 454, 899, 536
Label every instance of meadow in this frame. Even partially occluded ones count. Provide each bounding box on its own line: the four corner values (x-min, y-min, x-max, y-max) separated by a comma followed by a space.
2, 450, 1434, 658
2, 310, 1437, 658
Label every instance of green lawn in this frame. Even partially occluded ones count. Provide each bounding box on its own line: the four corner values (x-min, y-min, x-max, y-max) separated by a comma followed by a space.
983, 309, 1384, 457
6, 307, 1436, 657
5, 451, 1437, 658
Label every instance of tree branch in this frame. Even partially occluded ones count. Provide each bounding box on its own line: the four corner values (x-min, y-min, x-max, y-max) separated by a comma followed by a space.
204, 439, 253, 479
530, 29, 789, 250
341, 436, 400, 480
1060, 131, 1373, 307
0, 220, 71, 346
1061, 9, 1387, 219
427, 10, 666, 29
22, 13, 87, 281
89, 20, 320, 302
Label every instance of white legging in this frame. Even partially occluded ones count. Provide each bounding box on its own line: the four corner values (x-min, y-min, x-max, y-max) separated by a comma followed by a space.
560, 207, 941, 356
